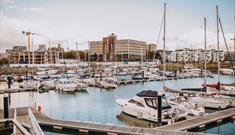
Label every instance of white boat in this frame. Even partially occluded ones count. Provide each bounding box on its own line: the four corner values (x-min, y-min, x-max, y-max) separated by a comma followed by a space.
190, 96, 230, 109
167, 96, 205, 116
19, 80, 39, 90
100, 81, 117, 89
83, 78, 96, 86
39, 80, 56, 90
221, 86, 235, 91
56, 79, 78, 92
116, 90, 188, 125
220, 68, 234, 75
76, 82, 89, 92
104, 77, 118, 84
67, 70, 76, 74
37, 68, 58, 75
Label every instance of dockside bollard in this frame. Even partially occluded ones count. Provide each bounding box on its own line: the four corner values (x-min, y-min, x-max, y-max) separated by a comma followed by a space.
158, 95, 162, 126
3, 93, 9, 127
7, 75, 12, 105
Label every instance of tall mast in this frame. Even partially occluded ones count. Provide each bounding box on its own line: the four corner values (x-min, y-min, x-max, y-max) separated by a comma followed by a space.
76, 41, 79, 75
216, 6, 220, 83
76, 41, 79, 62
204, 17, 207, 87
88, 40, 90, 74
234, 16, 235, 52
49, 39, 52, 64
163, 3, 166, 88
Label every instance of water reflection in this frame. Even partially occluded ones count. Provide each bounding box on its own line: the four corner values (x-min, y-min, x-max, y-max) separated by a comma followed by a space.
116, 112, 157, 128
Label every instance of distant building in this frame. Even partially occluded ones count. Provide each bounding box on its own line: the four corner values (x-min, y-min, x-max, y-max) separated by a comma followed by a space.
102, 33, 117, 62
146, 44, 157, 52
224, 52, 235, 63
6, 45, 64, 64
89, 34, 147, 61
166, 48, 225, 63
38, 45, 46, 51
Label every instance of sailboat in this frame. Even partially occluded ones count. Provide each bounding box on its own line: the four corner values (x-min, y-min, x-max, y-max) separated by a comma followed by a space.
205, 6, 235, 95
116, 3, 188, 125
166, 16, 231, 110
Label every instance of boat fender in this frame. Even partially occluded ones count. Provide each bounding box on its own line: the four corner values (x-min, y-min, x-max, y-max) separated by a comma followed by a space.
38, 105, 42, 112
231, 115, 235, 121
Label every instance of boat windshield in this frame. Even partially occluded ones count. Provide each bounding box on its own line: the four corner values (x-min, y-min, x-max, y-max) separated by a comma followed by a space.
145, 97, 171, 109
145, 98, 157, 109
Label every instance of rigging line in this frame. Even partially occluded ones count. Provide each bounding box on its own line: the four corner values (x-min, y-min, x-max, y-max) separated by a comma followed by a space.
219, 18, 234, 67
153, 12, 164, 62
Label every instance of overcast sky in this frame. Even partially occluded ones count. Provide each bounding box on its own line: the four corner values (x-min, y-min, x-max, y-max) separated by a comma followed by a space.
0, 0, 234, 52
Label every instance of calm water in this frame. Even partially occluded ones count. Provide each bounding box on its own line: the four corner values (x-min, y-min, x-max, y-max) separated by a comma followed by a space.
0, 74, 234, 135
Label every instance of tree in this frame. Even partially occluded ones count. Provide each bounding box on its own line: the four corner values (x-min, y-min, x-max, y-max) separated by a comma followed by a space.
94, 53, 98, 61
78, 51, 85, 61
63, 50, 77, 59
146, 51, 162, 61
155, 52, 162, 60
63, 50, 87, 61
0, 58, 9, 65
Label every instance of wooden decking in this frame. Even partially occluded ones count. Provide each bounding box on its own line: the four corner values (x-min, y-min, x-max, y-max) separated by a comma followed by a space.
0, 107, 206, 135
2, 107, 235, 134
0, 107, 44, 135
34, 110, 205, 135
158, 108, 235, 131
0, 88, 37, 94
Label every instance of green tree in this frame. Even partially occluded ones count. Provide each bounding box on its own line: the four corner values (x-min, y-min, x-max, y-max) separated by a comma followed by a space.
78, 51, 85, 61
64, 50, 87, 61
63, 50, 77, 59
0, 58, 9, 65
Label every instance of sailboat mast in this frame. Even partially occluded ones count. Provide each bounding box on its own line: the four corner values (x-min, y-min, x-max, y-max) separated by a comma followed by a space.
88, 40, 91, 74
163, 3, 166, 88
216, 6, 220, 83
204, 17, 207, 87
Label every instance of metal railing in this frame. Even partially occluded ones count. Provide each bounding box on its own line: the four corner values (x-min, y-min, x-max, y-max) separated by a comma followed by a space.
28, 108, 44, 135
13, 108, 17, 134
0, 118, 31, 135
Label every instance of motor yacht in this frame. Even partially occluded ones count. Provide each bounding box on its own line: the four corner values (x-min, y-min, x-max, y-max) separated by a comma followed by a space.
116, 90, 188, 125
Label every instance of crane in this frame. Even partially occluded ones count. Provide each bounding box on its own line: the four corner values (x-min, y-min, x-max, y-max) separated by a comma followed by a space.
22, 30, 41, 51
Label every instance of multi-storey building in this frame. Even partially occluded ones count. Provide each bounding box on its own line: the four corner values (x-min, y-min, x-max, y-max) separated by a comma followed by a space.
146, 44, 157, 52
166, 48, 224, 63
6, 45, 64, 64
89, 34, 147, 61
211, 49, 225, 63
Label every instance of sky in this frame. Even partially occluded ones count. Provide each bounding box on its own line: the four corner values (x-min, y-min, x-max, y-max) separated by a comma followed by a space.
0, 0, 234, 52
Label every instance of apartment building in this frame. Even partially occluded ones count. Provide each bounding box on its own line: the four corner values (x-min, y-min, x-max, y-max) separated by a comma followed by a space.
89, 34, 147, 61
166, 48, 225, 63
6, 45, 64, 64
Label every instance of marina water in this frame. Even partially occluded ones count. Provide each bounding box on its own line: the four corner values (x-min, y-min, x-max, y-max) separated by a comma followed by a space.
0, 74, 234, 135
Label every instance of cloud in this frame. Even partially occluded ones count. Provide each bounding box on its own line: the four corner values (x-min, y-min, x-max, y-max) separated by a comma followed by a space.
7, 5, 45, 12
0, 0, 15, 5
0, 13, 86, 52
163, 28, 234, 51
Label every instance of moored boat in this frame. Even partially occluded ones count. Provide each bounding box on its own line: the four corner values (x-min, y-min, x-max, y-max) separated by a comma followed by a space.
116, 90, 188, 125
